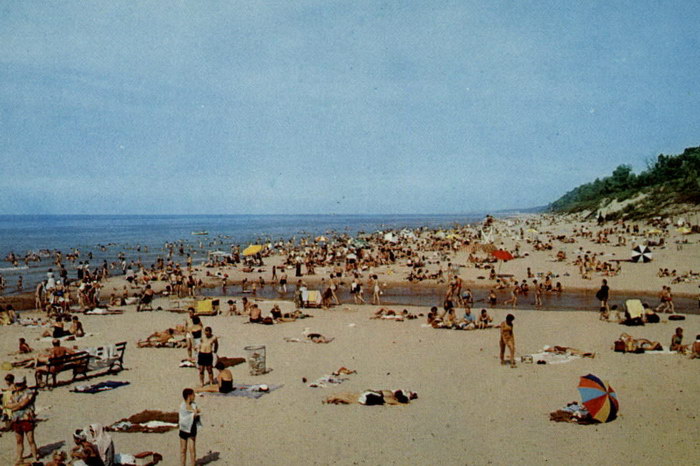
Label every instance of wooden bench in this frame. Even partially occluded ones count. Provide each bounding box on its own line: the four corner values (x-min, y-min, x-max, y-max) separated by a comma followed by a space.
35, 351, 91, 389
34, 341, 127, 389
105, 341, 127, 373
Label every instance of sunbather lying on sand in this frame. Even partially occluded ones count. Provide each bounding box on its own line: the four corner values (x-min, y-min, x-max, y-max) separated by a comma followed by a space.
138, 328, 180, 348
332, 367, 357, 376
275, 309, 312, 322
284, 332, 335, 344
324, 389, 417, 405
544, 346, 595, 358
619, 333, 663, 352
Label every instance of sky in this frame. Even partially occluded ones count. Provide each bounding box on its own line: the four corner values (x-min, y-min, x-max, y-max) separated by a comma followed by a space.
1, 1, 698, 215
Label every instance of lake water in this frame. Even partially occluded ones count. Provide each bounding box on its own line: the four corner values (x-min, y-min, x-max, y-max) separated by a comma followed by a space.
0, 214, 482, 294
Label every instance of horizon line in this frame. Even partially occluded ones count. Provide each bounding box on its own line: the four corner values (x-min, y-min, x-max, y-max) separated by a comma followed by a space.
0, 209, 546, 217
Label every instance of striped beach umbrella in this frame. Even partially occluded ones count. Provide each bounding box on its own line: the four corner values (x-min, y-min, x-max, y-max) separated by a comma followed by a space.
577, 374, 619, 423
631, 245, 652, 263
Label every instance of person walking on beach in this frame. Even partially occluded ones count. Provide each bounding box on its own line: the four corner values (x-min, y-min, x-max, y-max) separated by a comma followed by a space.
498, 314, 516, 368
596, 279, 610, 313
5, 375, 39, 464
351, 277, 365, 304
503, 282, 519, 309
179, 388, 201, 466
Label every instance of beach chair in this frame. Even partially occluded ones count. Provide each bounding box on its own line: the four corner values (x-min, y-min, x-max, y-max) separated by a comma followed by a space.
196, 298, 218, 316
625, 299, 644, 319
622, 299, 645, 325
303, 290, 322, 308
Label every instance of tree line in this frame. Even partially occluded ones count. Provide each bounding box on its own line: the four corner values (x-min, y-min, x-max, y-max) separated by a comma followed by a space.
550, 146, 700, 214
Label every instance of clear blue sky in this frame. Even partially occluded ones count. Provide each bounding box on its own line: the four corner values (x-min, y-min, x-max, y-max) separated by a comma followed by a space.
1, 1, 698, 214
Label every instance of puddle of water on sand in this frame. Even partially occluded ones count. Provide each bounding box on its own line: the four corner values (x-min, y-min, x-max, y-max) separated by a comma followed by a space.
201, 284, 699, 315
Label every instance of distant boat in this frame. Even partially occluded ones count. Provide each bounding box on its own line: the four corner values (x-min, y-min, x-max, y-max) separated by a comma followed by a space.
191, 231, 209, 236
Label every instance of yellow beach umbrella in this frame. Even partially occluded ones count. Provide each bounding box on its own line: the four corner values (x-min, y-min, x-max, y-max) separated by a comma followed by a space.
242, 244, 263, 256
646, 229, 663, 235
677, 227, 692, 234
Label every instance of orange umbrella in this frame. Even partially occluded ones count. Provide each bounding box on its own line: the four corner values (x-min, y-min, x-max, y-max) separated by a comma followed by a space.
491, 250, 514, 261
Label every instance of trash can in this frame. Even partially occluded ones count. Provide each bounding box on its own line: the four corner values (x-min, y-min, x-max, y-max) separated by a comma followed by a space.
244, 345, 266, 376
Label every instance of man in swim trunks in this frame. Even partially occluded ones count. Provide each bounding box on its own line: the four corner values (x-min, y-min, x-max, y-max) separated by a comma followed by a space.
197, 327, 219, 387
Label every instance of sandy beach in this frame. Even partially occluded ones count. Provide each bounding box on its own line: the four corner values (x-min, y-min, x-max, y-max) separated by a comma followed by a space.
1, 214, 699, 465
1, 303, 699, 465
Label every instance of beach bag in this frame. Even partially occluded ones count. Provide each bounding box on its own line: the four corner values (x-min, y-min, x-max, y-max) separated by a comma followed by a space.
646, 313, 660, 323
614, 340, 626, 353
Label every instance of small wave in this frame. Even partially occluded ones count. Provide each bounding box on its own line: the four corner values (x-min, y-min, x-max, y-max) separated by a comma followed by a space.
0, 265, 29, 271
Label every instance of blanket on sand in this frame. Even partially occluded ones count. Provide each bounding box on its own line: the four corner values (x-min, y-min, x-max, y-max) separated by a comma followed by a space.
201, 383, 282, 399
72, 380, 130, 394
106, 410, 178, 433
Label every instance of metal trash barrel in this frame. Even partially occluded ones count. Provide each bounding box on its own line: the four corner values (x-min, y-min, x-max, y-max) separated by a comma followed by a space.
244, 345, 266, 375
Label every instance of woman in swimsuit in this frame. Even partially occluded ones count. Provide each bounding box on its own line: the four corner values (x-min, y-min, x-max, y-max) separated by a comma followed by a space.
498, 314, 516, 367
50, 315, 69, 338
195, 361, 233, 393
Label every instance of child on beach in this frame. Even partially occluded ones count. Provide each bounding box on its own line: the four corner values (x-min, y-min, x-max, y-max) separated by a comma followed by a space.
18, 338, 33, 354
179, 388, 201, 466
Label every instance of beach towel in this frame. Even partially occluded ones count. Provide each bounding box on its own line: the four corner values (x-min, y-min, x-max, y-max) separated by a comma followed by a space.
39, 333, 95, 342
106, 410, 179, 433
72, 381, 130, 394
114, 451, 163, 466
308, 367, 356, 387
524, 346, 595, 365
17, 318, 50, 328
84, 308, 124, 315
202, 384, 282, 399
308, 375, 350, 388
